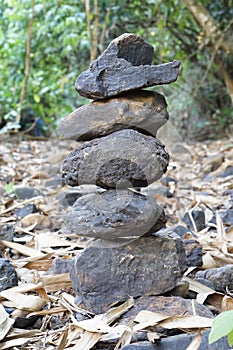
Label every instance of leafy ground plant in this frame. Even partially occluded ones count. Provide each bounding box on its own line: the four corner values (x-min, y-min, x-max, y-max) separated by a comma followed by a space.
209, 310, 233, 346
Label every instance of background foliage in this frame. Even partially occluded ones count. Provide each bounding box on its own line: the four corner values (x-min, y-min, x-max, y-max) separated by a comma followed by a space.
0, 0, 232, 139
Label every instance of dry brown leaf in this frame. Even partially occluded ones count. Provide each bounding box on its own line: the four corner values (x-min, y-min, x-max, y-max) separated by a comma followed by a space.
158, 315, 213, 329
147, 331, 161, 344
221, 295, 233, 311
113, 325, 132, 350
0, 290, 46, 311
0, 282, 44, 294
0, 337, 32, 349
134, 310, 169, 324
0, 304, 14, 341
30, 170, 48, 179
27, 307, 67, 318
76, 318, 114, 333
216, 211, 227, 242
67, 330, 102, 350
35, 232, 72, 250
0, 240, 46, 258
40, 273, 72, 293
68, 298, 134, 350
58, 327, 69, 350
21, 213, 52, 229
201, 252, 218, 269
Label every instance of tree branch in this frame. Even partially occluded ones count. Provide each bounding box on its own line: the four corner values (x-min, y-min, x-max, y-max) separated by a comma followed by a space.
16, 0, 35, 124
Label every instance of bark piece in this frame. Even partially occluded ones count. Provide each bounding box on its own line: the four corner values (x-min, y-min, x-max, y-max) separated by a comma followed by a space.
75, 33, 180, 99
65, 189, 166, 242
57, 90, 168, 141
61, 129, 169, 189
71, 235, 187, 313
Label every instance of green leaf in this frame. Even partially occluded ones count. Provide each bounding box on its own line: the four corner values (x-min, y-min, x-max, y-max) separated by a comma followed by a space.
5, 182, 15, 194
228, 328, 233, 347
209, 311, 233, 344
33, 94, 40, 103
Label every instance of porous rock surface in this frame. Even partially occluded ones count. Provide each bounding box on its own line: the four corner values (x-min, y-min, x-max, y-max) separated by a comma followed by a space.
75, 33, 180, 99
71, 235, 188, 313
61, 129, 169, 189
57, 90, 168, 141
65, 189, 166, 242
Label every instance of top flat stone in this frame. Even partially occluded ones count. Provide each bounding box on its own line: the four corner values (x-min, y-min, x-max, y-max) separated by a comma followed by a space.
75, 33, 180, 99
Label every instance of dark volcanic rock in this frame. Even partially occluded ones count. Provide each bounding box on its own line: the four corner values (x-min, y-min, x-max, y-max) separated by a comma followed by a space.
61, 129, 169, 189
0, 259, 18, 291
182, 210, 205, 232
14, 186, 43, 199
57, 90, 168, 141
183, 239, 203, 267
196, 265, 233, 293
57, 186, 104, 207
66, 189, 166, 242
71, 235, 187, 313
0, 224, 14, 241
121, 330, 229, 350
14, 204, 38, 218
75, 33, 180, 99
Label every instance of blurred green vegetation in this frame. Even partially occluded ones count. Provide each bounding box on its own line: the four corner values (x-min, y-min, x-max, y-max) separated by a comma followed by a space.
0, 0, 232, 139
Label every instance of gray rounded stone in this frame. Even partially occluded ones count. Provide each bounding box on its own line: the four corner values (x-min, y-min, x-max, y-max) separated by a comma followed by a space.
61, 129, 169, 189
66, 189, 166, 243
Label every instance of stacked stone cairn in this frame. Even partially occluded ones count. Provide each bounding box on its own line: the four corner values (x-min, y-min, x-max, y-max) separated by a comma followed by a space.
58, 34, 188, 313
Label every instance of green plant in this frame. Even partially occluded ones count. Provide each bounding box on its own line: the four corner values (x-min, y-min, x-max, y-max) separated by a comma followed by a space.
209, 310, 233, 346
4, 182, 18, 198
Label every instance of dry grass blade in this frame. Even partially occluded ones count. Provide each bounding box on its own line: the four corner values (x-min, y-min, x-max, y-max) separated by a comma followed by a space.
68, 298, 134, 350
216, 210, 227, 242
0, 337, 33, 349
0, 240, 46, 258
186, 332, 202, 350
113, 324, 132, 350
58, 327, 69, 350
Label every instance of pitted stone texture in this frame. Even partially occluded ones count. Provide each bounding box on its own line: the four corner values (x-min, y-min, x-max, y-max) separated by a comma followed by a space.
57, 90, 168, 141
61, 129, 169, 189
71, 236, 188, 313
65, 190, 166, 242
75, 33, 180, 99
120, 296, 214, 325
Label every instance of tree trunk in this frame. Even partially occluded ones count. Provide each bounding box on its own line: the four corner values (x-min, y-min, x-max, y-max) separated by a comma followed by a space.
183, 0, 233, 56
16, 0, 35, 124
184, 0, 233, 104
85, 0, 99, 62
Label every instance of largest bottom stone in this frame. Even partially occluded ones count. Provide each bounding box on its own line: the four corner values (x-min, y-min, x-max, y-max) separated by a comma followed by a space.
71, 235, 188, 313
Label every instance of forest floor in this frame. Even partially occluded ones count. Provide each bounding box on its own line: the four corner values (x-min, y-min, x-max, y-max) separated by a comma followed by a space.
0, 134, 233, 349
